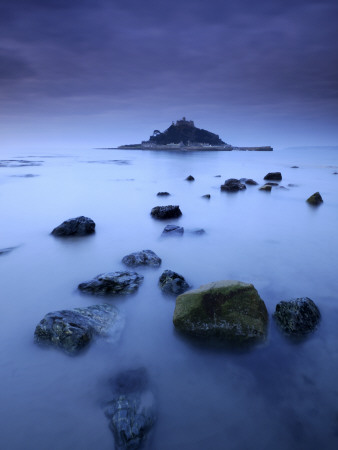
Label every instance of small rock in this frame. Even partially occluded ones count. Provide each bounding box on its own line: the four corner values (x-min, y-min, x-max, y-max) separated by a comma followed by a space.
264, 182, 279, 186
151, 205, 182, 219
187, 228, 206, 235
245, 179, 258, 186
201, 194, 211, 199
51, 216, 95, 236
273, 297, 320, 336
214, 175, 222, 177
259, 184, 272, 192
306, 192, 323, 205
291, 166, 299, 169
162, 225, 184, 236
220, 178, 246, 192
186, 175, 195, 181
78, 271, 144, 295
288, 183, 298, 187
34, 304, 122, 355
159, 270, 190, 295
264, 172, 282, 181
122, 250, 161, 267
104, 368, 156, 450
157, 192, 170, 196
279, 186, 289, 190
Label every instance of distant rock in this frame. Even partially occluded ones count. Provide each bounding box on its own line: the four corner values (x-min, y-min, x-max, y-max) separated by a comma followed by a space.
34, 304, 122, 355
273, 297, 320, 336
220, 178, 246, 192
122, 250, 161, 267
151, 205, 182, 219
78, 271, 144, 295
259, 184, 272, 192
306, 192, 323, 205
264, 182, 279, 186
173, 280, 268, 343
264, 172, 282, 181
162, 225, 184, 236
245, 179, 258, 186
291, 166, 299, 169
157, 192, 170, 196
51, 216, 95, 236
186, 175, 195, 181
159, 270, 190, 295
214, 175, 222, 178
201, 194, 211, 199
104, 368, 156, 450
288, 183, 298, 187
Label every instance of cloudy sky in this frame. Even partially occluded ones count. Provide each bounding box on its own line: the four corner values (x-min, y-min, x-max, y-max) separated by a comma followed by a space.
1, 0, 337, 150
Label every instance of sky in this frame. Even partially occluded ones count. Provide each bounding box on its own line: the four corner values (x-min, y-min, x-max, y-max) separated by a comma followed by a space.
0, 0, 337, 151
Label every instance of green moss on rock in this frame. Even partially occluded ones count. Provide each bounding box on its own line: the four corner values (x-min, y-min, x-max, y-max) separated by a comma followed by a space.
173, 280, 268, 343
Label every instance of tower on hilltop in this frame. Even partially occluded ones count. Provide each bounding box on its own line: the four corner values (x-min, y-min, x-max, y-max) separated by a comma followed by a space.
175, 117, 194, 127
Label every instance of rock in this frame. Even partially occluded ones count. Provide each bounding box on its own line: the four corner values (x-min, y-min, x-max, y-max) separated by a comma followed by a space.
273, 297, 320, 336
156, 192, 170, 196
159, 270, 190, 295
34, 304, 122, 355
291, 166, 299, 168
264, 182, 279, 186
220, 178, 246, 192
161, 225, 184, 236
201, 194, 211, 199
264, 172, 282, 181
186, 175, 195, 181
245, 179, 258, 186
306, 192, 323, 205
187, 228, 206, 235
288, 183, 298, 187
104, 368, 156, 450
259, 184, 272, 192
279, 186, 289, 190
150, 205, 182, 219
51, 216, 95, 236
214, 175, 222, 177
122, 250, 161, 267
333, 172, 338, 175
78, 271, 144, 295
0, 246, 16, 255
173, 280, 268, 343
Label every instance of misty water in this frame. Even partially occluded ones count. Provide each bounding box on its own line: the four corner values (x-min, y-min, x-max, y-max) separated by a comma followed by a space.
1, 146, 338, 450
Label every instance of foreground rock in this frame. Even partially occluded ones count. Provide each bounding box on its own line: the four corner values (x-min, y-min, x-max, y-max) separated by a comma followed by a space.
273, 297, 320, 336
34, 304, 122, 354
264, 172, 282, 181
220, 178, 246, 192
306, 192, 323, 205
161, 225, 184, 236
150, 205, 182, 219
78, 271, 144, 295
173, 280, 268, 343
122, 250, 161, 267
159, 270, 190, 295
51, 216, 95, 236
104, 368, 156, 450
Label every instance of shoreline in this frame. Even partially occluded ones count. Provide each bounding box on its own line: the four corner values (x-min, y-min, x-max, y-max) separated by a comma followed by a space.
98, 145, 273, 152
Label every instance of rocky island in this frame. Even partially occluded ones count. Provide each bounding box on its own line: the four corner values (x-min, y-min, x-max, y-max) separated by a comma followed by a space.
118, 117, 273, 151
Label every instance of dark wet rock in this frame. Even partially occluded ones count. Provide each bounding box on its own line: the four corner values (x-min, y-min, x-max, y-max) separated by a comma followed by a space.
0, 246, 17, 255
306, 192, 323, 206
173, 280, 268, 343
122, 250, 161, 267
78, 271, 144, 295
264, 182, 279, 186
104, 368, 156, 450
201, 194, 211, 199
259, 184, 272, 192
34, 304, 122, 355
264, 172, 282, 181
161, 225, 184, 236
186, 175, 195, 181
150, 205, 182, 219
156, 192, 170, 196
159, 270, 190, 295
291, 166, 299, 168
220, 178, 246, 192
214, 175, 222, 177
51, 216, 95, 236
273, 297, 320, 336
245, 179, 258, 185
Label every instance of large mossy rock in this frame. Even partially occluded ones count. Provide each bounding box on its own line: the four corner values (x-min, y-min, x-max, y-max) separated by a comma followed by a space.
173, 280, 268, 343
34, 304, 122, 355
51, 216, 95, 236
273, 297, 320, 336
78, 271, 144, 295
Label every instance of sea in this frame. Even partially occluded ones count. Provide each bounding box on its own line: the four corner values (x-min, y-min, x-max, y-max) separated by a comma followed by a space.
1, 146, 338, 450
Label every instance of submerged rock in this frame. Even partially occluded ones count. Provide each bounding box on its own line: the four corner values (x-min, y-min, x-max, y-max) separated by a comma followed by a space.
264, 182, 279, 186
273, 297, 320, 336
156, 192, 170, 196
220, 178, 246, 192
306, 192, 323, 205
161, 225, 184, 236
187, 228, 206, 235
150, 205, 182, 219
122, 250, 161, 267
78, 271, 144, 295
34, 304, 122, 355
245, 179, 258, 186
0, 246, 16, 255
264, 172, 282, 181
201, 194, 211, 199
51, 216, 95, 236
186, 175, 195, 181
173, 280, 268, 343
259, 184, 272, 192
104, 368, 156, 450
159, 270, 190, 295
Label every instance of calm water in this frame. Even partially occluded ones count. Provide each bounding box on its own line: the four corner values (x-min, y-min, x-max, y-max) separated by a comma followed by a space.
1, 146, 338, 449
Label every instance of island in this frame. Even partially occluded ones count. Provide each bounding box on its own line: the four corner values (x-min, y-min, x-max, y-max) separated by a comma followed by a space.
117, 118, 273, 151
